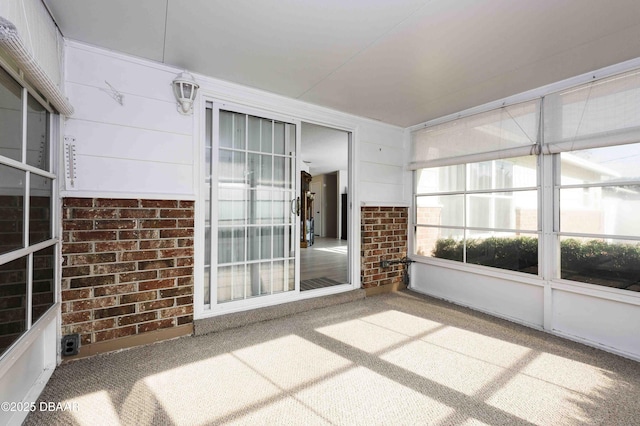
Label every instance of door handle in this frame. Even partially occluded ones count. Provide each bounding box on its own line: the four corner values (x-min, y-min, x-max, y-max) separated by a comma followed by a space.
291, 197, 300, 216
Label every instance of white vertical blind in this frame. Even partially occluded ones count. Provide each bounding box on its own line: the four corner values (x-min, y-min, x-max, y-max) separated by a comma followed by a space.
543, 69, 640, 154
410, 100, 540, 169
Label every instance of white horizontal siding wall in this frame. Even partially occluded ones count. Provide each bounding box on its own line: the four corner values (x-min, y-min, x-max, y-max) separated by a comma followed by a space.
64, 41, 407, 205
63, 45, 195, 199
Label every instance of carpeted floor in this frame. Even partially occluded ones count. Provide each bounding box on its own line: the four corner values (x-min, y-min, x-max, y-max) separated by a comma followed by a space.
25, 290, 640, 425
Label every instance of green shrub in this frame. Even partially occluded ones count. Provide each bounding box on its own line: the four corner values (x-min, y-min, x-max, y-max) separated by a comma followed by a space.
432, 236, 640, 286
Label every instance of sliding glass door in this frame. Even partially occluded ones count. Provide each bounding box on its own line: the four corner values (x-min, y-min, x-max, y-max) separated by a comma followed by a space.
204, 104, 299, 307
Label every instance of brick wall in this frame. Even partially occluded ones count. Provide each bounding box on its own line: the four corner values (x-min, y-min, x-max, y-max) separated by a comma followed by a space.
61, 198, 194, 347
361, 207, 408, 288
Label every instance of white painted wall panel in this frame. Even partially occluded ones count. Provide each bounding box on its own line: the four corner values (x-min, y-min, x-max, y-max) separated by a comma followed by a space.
73, 156, 193, 196
360, 182, 407, 205
552, 289, 640, 359
359, 141, 405, 166
65, 46, 176, 103
360, 163, 404, 186
411, 263, 545, 328
66, 83, 191, 136
66, 120, 192, 165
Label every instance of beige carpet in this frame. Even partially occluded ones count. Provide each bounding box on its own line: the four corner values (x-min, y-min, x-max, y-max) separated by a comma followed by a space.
25, 291, 640, 425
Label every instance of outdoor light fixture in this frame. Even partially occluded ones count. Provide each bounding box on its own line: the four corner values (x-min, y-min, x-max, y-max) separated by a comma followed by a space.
172, 71, 199, 115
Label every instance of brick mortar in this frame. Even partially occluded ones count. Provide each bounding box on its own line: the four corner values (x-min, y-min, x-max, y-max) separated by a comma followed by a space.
360, 206, 408, 288
61, 198, 194, 345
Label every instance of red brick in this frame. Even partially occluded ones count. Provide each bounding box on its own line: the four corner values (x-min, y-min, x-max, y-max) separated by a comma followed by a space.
62, 266, 91, 278
159, 248, 194, 258
138, 319, 174, 333
71, 296, 117, 311
141, 219, 177, 229
160, 209, 193, 218
160, 305, 193, 318
120, 209, 157, 219
66, 253, 117, 266
177, 219, 195, 227
119, 271, 157, 283
72, 231, 117, 242
63, 198, 93, 208
62, 322, 93, 334
177, 276, 194, 286
177, 238, 194, 248
119, 291, 157, 304
121, 250, 158, 261
95, 220, 137, 230
94, 326, 136, 342
118, 312, 157, 326
176, 295, 193, 306
177, 258, 193, 267
93, 283, 137, 297
93, 262, 136, 275
140, 239, 175, 249
72, 209, 118, 219
93, 318, 116, 331
139, 299, 174, 311
160, 229, 193, 238
159, 267, 192, 278
138, 259, 174, 270
95, 241, 138, 252
141, 200, 178, 208
62, 288, 92, 301
177, 315, 193, 325
139, 279, 175, 291
62, 243, 92, 254
119, 230, 159, 240
63, 220, 93, 231
70, 275, 115, 288
62, 311, 91, 325
178, 201, 194, 209
94, 305, 135, 319
95, 199, 139, 208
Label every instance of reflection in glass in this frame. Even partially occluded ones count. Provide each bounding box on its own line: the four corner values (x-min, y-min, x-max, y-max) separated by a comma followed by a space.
467, 190, 537, 231
416, 227, 464, 260
468, 156, 537, 191
217, 265, 246, 302
560, 237, 640, 292
415, 195, 464, 227
274, 122, 285, 154
0, 68, 23, 162
29, 174, 52, 245
0, 164, 25, 255
416, 164, 465, 194
26, 94, 49, 170
560, 143, 640, 185
219, 188, 245, 225
0, 256, 27, 356
32, 245, 55, 324
560, 186, 640, 237
465, 231, 538, 274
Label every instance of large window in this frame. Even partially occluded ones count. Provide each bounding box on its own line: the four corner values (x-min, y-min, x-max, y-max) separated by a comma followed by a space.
412, 68, 640, 293
415, 156, 539, 274
0, 66, 56, 357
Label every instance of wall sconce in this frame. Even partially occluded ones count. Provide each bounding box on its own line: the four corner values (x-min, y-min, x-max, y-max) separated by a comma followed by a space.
172, 71, 199, 115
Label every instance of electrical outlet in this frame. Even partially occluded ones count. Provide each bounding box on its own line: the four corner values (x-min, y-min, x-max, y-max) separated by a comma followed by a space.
380, 260, 390, 268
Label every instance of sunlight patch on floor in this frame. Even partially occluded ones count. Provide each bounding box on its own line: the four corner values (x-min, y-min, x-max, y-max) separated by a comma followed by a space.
316, 317, 416, 354
232, 335, 352, 390
359, 310, 444, 337
521, 353, 615, 394
381, 340, 507, 396
294, 366, 456, 425
486, 373, 589, 425
423, 327, 532, 368
70, 391, 120, 426
143, 353, 282, 426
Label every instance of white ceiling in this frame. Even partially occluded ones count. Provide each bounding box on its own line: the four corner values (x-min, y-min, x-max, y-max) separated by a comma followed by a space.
301, 123, 348, 176
44, 0, 640, 127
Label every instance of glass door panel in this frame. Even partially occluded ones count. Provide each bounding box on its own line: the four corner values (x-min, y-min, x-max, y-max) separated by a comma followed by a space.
208, 107, 298, 304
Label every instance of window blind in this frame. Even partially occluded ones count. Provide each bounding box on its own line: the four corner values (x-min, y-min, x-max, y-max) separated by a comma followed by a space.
409, 100, 540, 170
543, 69, 640, 154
